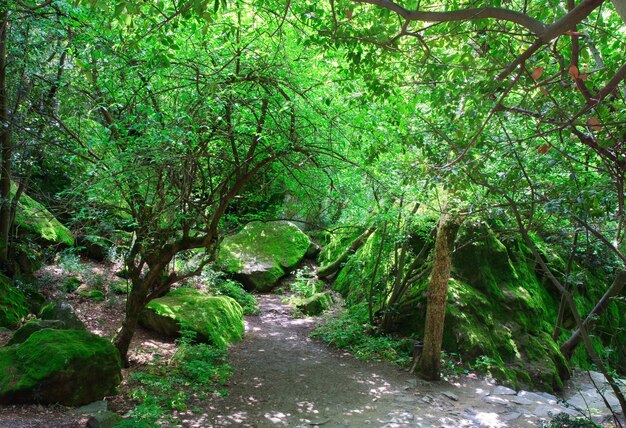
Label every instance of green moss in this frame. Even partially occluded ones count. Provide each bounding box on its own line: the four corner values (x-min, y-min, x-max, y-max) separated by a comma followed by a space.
219, 221, 310, 270
217, 221, 310, 290
141, 288, 244, 348
0, 329, 122, 405
0, 274, 29, 329
296, 292, 333, 316
12, 184, 74, 246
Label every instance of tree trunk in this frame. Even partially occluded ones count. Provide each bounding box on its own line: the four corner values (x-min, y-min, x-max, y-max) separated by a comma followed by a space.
418, 211, 461, 381
113, 280, 149, 366
0, 12, 11, 272
560, 270, 626, 360
317, 228, 374, 278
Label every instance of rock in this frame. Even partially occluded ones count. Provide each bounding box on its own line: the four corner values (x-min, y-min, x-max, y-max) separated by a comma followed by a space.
510, 396, 534, 405
7, 320, 71, 345
139, 288, 244, 348
218, 221, 311, 291
71, 400, 108, 415
503, 412, 522, 421
305, 242, 321, 259
38, 302, 85, 330
493, 386, 517, 395
296, 292, 333, 316
13, 186, 74, 247
442, 391, 459, 401
0, 275, 28, 329
86, 411, 121, 428
566, 389, 621, 413
517, 390, 552, 404
484, 396, 509, 405
0, 329, 122, 406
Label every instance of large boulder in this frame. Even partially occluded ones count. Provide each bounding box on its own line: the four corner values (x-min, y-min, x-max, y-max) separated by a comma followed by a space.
0, 329, 122, 406
218, 221, 311, 291
13, 185, 74, 247
7, 319, 79, 346
0, 275, 28, 329
139, 288, 244, 348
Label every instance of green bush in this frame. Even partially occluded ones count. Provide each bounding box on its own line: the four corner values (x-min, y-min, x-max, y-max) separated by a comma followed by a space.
111, 280, 130, 295
310, 304, 411, 366
209, 279, 259, 315
61, 277, 81, 293
541, 414, 601, 428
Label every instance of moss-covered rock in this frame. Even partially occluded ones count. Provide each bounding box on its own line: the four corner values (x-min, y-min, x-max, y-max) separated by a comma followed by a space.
329, 224, 576, 391
12, 184, 74, 247
297, 292, 334, 316
139, 288, 244, 348
39, 302, 85, 330
218, 221, 311, 291
0, 275, 28, 329
0, 329, 122, 406
7, 320, 69, 346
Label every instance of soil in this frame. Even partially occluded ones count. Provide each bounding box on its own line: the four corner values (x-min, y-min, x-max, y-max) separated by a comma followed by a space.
0, 260, 623, 427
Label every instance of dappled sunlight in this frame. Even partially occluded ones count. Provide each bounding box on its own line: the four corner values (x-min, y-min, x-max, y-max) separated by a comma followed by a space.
296, 400, 319, 414
473, 411, 505, 427
264, 410, 290, 425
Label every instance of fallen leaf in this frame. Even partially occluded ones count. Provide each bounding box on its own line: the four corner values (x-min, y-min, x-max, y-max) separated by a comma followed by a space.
531, 66, 544, 81
537, 144, 549, 154
588, 117, 601, 132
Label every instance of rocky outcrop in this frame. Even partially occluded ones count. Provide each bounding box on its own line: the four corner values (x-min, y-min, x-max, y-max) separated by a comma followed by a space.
0, 329, 122, 406
324, 225, 604, 392
139, 288, 244, 348
218, 221, 311, 291
297, 292, 334, 316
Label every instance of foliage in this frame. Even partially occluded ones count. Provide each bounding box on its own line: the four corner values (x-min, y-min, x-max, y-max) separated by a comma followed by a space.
310, 304, 412, 366
540, 413, 601, 428
120, 338, 231, 426
208, 278, 259, 316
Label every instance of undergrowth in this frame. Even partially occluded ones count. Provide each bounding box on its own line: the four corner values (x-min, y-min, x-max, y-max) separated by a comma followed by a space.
310, 304, 412, 367
540, 414, 602, 428
210, 278, 259, 315
115, 331, 232, 427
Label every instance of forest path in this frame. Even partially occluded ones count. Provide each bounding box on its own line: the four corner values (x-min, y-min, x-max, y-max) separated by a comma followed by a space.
195, 293, 563, 428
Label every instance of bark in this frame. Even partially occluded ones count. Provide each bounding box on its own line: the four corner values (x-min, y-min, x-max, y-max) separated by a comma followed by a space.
560, 270, 626, 360
0, 13, 10, 271
113, 279, 148, 366
418, 211, 462, 381
317, 228, 374, 278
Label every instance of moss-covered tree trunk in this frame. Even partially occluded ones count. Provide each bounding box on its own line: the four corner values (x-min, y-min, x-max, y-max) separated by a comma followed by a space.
418, 211, 461, 381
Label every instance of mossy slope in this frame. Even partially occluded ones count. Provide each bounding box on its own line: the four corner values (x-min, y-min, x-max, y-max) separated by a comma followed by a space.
0, 274, 29, 329
329, 225, 578, 391
12, 184, 74, 246
139, 288, 244, 348
0, 329, 121, 406
218, 221, 310, 291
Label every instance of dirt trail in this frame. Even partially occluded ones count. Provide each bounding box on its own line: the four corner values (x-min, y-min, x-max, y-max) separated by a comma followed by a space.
189, 294, 557, 428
